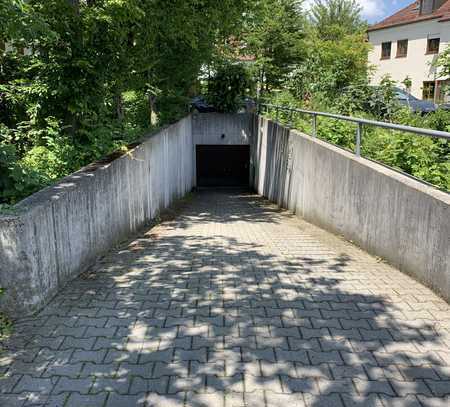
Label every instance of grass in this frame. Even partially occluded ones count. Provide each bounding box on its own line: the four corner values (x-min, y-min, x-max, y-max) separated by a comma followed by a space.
0, 289, 12, 347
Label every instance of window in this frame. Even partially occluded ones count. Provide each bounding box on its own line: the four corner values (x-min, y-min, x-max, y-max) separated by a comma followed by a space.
427, 37, 440, 54
381, 42, 392, 59
396, 39, 408, 58
423, 81, 436, 101
420, 0, 446, 15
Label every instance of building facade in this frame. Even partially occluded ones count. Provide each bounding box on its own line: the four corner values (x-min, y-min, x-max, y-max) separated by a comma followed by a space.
368, 0, 450, 103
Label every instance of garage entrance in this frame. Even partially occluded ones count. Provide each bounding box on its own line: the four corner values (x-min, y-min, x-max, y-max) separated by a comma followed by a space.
196, 145, 250, 187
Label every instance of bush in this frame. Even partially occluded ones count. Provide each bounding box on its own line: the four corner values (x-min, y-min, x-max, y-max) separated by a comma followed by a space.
0, 143, 43, 204
207, 62, 251, 113
317, 117, 356, 151
156, 94, 190, 126
0, 288, 12, 343
0, 95, 155, 206
363, 127, 449, 190
263, 89, 450, 191
123, 91, 153, 131
426, 109, 450, 132
336, 76, 400, 119
21, 144, 72, 183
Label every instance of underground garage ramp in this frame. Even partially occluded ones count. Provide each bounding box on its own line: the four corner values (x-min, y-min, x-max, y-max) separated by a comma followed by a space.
196, 145, 250, 187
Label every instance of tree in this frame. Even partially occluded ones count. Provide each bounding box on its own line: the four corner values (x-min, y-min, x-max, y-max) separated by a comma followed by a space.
207, 62, 251, 113
310, 0, 366, 40
289, 24, 370, 101
0, 0, 251, 204
136, 0, 251, 122
436, 45, 450, 76
435, 45, 450, 100
283, 0, 370, 102
239, 0, 306, 95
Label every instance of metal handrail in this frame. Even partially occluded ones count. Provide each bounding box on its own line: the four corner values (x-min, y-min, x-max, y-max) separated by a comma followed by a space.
257, 102, 450, 157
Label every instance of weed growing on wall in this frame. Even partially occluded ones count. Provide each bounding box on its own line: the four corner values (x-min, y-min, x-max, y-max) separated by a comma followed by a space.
0, 288, 12, 344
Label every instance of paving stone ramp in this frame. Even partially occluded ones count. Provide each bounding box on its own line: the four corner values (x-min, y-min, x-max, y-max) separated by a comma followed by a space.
1, 190, 449, 407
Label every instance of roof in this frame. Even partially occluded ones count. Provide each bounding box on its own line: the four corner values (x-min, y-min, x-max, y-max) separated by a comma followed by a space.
368, 0, 450, 32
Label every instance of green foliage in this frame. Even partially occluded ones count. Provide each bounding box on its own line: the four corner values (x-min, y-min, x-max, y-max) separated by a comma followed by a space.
435, 44, 450, 78
435, 45, 450, 99
233, 0, 368, 102
1, 0, 448, 202
155, 94, 190, 126
0, 142, 43, 204
207, 62, 251, 113
402, 76, 412, 91
336, 75, 400, 119
424, 108, 450, 132
0, 287, 12, 343
1, 0, 250, 205
122, 91, 152, 132
235, 0, 448, 191
265, 78, 449, 191
363, 127, 449, 190
316, 118, 356, 151
310, 0, 367, 40
288, 0, 369, 102
289, 30, 370, 102
240, 0, 306, 93
284, 0, 369, 102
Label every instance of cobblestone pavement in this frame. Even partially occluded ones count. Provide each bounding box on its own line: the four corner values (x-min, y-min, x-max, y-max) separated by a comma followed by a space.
1, 190, 450, 407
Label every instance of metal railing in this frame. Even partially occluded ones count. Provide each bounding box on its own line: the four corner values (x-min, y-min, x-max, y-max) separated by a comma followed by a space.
256, 103, 450, 157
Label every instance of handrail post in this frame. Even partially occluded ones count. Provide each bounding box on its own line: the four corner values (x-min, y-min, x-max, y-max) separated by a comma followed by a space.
275, 107, 279, 123
312, 114, 317, 138
356, 122, 363, 157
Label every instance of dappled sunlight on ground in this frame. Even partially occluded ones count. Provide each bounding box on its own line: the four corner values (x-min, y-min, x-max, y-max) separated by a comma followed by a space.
1, 190, 449, 406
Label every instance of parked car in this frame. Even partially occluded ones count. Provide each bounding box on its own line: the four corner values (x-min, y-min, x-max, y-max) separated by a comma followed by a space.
190, 96, 216, 113
437, 102, 450, 111
241, 97, 257, 113
394, 87, 436, 114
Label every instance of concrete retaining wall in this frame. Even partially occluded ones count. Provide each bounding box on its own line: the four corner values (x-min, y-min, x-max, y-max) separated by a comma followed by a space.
2, 112, 448, 316
252, 115, 450, 302
0, 117, 195, 317
192, 113, 252, 146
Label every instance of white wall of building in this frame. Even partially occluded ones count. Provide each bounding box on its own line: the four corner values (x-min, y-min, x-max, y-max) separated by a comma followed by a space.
368, 19, 450, 100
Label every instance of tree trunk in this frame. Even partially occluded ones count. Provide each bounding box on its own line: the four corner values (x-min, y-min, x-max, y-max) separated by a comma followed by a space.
115, 93, 124, 122
148, 94, 157, 126
66, 0, 82, 137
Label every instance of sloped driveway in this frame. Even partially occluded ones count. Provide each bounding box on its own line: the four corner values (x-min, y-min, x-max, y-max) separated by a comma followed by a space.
1, 190, 449, 406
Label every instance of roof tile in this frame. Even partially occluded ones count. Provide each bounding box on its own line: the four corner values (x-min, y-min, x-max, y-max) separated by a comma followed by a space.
368, 0, 450, 31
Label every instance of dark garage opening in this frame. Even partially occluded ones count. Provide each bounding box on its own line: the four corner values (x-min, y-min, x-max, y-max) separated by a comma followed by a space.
196, 145, 250, 187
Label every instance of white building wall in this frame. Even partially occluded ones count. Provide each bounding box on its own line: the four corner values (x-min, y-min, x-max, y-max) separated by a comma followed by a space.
368, 19, 450, 99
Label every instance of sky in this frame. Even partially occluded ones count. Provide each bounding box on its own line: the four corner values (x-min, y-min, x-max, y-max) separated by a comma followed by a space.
304, 0, 414, 24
